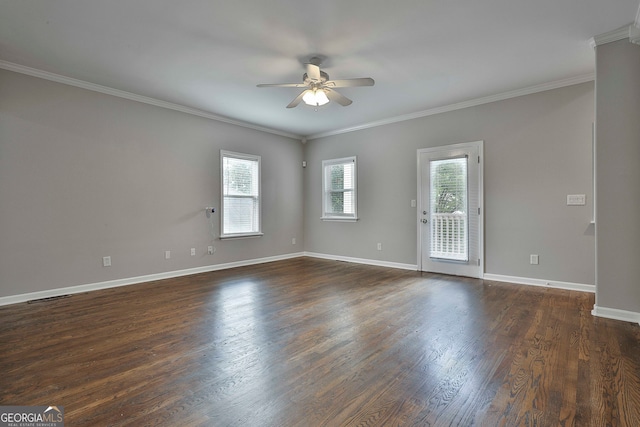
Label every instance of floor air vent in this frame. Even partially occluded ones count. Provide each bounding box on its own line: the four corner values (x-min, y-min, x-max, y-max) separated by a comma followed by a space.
27, 295, 72, 304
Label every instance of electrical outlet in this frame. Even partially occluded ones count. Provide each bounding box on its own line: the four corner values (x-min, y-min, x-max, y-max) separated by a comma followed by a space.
191, 248, 196, 256
530, 254, 539, 265
102, 256, 111, 267
377, 243, 382, 251
292, 238, 296, 245
208, 246, 214, 255
165, 250, 171, 260
411, 200, 416, 208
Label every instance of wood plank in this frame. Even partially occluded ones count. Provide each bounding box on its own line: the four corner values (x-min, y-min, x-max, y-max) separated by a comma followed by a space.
1, 258, 639, 426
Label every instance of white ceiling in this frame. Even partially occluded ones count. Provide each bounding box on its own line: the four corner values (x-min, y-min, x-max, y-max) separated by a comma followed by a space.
1, 0, 638, 139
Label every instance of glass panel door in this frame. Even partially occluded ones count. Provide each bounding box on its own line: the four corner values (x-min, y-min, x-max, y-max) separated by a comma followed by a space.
429, 157, 468, 261
418, 141, 483, 278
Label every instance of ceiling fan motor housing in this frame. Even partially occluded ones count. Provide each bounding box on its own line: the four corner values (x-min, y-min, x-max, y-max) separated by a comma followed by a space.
303, 70, 329, 85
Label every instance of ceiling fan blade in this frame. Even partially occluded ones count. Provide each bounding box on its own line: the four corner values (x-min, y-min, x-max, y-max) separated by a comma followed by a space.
306, 63, 321, 81
324, 77, 375, 88
257, 83, 308, 88
286, 90, 309, 108
324, 88, 353, 106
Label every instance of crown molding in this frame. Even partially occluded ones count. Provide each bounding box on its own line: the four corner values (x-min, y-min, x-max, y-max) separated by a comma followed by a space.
630, 24, 640, 45
0, 60, 302, 140
306, 73, 595, 140
0, 59, 595, 143
588, 24, 634, 48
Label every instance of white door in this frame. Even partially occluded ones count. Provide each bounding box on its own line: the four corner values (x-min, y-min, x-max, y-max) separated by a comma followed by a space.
418, 141, 483, 278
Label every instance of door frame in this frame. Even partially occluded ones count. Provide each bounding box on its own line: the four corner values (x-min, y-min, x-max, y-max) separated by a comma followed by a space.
417, 141, 484, 278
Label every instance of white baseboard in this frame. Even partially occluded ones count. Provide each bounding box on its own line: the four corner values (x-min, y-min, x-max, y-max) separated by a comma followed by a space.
304, 252, 418, 271
592, 305, 640, 326
0, 252, 305, 307
303, 256, 596, 293
482, 273, 595, 293
1, 254, 605, 309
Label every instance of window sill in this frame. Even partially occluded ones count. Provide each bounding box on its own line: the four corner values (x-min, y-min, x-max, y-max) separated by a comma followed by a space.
321, 217, 359, 222
220, 232, 264, 240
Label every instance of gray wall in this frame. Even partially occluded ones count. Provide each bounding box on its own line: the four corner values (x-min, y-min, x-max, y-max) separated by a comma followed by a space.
0, 69, 304, 298
304, 82, 595, 284
0, 67, 598, 300
595, 39, 640, 313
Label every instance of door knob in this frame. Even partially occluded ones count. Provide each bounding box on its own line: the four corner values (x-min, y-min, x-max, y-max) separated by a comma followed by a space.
421, 219, 428, 224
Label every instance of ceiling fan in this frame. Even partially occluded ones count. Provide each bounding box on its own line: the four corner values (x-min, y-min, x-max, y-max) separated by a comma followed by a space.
257, 57, 375, 108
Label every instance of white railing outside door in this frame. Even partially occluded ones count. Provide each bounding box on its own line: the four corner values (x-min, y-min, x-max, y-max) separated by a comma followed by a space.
430, 212, 467, 261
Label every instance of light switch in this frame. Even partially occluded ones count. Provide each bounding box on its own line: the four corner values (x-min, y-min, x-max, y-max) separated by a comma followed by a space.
567, 194, 586, 205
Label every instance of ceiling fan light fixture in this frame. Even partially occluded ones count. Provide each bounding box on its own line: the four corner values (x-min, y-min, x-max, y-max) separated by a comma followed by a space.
303, 89, 330, 106
257, 59, 373, 108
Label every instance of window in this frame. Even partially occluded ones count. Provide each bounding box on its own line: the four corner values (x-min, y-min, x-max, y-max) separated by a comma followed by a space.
322, 156, 358, 221
429, 156, 468, 261
221, 150, 262, 238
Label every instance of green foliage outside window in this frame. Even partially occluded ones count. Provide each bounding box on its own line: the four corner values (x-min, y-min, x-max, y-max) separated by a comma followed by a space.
432, 161, 466, 213
330, 165, 345, 213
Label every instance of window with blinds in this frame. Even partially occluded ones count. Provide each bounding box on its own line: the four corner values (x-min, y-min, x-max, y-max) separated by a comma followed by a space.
322, 156, 358, 221
221, 150, 262, 238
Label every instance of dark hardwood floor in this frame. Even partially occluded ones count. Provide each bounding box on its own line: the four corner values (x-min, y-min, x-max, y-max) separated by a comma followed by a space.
1, 258, 639, 426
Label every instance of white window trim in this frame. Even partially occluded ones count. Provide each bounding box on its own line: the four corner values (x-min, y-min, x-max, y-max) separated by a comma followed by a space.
321, 156, 359, 221
220, 150, 263, 239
